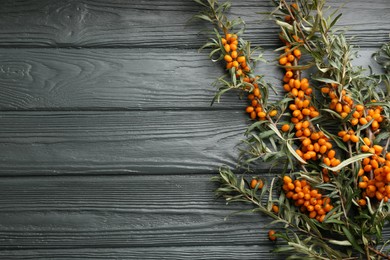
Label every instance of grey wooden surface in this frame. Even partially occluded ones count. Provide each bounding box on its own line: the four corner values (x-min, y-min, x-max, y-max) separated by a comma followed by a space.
0, 0, 389, 259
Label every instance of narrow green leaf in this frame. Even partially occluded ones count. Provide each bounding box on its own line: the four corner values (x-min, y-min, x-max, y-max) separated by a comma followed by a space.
341, 226, 364, 254
193, 14, 213, 23
328, 240, 352, 246
312, 77, 340, 85
321, 108, 343, 120
324, 153, 372, 172
329, 13, 342, 29
276, 20, 294, 31
287, 142, 307, 164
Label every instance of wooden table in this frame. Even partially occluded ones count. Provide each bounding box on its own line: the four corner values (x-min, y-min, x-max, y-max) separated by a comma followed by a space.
0, 0, 388, 258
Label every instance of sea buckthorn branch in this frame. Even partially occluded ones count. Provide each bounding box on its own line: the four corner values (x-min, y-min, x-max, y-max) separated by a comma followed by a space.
213, 166, 351, 259
276, 0, 390, 257
194, 0, 390, 259
273, 2, 341, 228
194, 0, 306, 171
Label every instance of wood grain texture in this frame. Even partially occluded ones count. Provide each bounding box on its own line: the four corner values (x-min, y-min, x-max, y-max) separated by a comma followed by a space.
0, 246, 284, 260
0, 175, 280, 254
0, 0, 389, 258
0, 48, 382, 110
0, 110, 263, 175
0, 0, 388, 48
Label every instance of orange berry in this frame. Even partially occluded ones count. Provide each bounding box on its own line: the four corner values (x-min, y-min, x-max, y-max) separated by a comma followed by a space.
301, 108, 310, 116
281, 124, 290, 132
364, 164, 372, 172
376, 191, 384, 201
373, 145, 383, 154
291, 88, 298, 97
361, 145, 370, 152
294, 80, 301, 89
237, 56, 246, 64
309, 211, 317, 219
323, 157, 331, 166
293, 49, 301, 59
224, 44, 230, 53
350, 135, 359, 143
358, 199, 366, 206
253, 88, 260, 97
359, 182, 368, 189
272, 204, 279, 214
224, 55, 233, 62
331, 158, 340, 167
303, 128, 311, 137
325, 142, 333, 150
292, 109, 301, 117
283, 175, 293, 183
250, 179, 258, 189
355, 104, 364, 111
363, 137, 371, 146
351, 118, 359, 126
352, 111, 361, 118
287, 54, 295, 62
258, 111, 266, 118
285, 71, 293, 78
268, 230, 277, 241
327, 150, 336, 159
321, 87, 330, 94
250, 111, 256, 119
310, 110, 319, 118
371, 159, 379, 169
359, 118, 368, 125
279, 56, 288, 65
269, 110, 278, 117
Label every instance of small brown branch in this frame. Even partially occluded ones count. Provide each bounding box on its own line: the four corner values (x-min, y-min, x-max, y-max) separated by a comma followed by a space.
280, 0, 313, 52
383, 137, 390, 157
369, 246, 390, 260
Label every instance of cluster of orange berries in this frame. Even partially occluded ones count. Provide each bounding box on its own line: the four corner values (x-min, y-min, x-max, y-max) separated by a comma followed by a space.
321, 84, 390, 204
245, 82, 278, 121
321, 84, 384, 131
278, 44, 340, 174
357, 143, 390, 204
244, 77, 277, 120
222, 33, 249, 77
282, 176, 333, 222
221, 32, 277, 121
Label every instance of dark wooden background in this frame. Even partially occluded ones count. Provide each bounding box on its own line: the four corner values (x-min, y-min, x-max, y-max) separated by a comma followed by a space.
0, 0, 388, 259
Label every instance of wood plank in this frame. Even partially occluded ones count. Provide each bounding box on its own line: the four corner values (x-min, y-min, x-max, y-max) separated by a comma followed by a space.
0, 0, 387, 48
0, 246, 283, 259
0, 174, 280, 251
0, 174, 388, 254
0, 48, 382, 110
0, 110, 270, 175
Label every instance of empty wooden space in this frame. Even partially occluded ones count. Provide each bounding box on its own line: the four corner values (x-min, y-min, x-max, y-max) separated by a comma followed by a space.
0, 0, 389, 259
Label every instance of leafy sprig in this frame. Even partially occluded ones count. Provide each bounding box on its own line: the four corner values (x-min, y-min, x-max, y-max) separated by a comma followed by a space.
194, 0, 390, 259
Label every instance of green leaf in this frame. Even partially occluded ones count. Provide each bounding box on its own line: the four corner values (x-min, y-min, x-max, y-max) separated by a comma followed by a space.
341, 226, 364, 254
329, 13, 342, 29
193, 14, 213, 23
312, 77, 340, 85
323, 153, 372, 172
276, 20, 294, 31
287, 142, 307, 164
328, 239, 352, 246
320, 108, 343, 120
